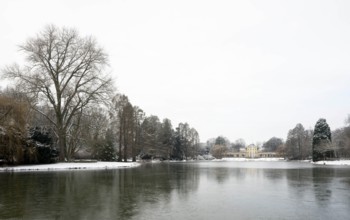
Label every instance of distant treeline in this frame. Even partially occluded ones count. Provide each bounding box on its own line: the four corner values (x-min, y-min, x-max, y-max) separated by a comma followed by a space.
204, 116, 350, 161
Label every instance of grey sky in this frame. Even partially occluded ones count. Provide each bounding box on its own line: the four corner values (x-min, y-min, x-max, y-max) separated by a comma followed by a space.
1, 0, 350, 144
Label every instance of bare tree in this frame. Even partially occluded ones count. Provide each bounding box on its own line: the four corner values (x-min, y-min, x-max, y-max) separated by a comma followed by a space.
210, 144, 227, 159
111, 94, 130, 162
2, 25, 114, 161
132, 106, 145, 161
141, 115, 161, 159
188, 128, 200, 158
176, 123, 190, 159
80, 107, 110, 158
0, 93, 31, 164
262, 137, 283, 152
314, 139, 334, 160
332, 115, 350, 158
285, 124, 312, 160
232, 139, 245, 152
122, 102, 134, 162
173, 123, 200, 160
159, 118, 174, 159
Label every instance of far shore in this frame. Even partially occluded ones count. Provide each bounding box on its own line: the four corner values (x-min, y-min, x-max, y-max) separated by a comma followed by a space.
214, 157, 285, 162
212, 157, 350, 166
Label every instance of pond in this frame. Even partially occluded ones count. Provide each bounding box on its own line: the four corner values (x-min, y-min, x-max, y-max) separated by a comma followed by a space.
1, 161, 350, 219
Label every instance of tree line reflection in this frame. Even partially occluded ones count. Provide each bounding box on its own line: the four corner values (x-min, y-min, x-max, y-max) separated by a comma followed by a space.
0, 163, 200, 219
1, 162, 350, 219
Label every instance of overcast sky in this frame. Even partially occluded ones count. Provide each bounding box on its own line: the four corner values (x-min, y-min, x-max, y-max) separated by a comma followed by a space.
1, 0, 350, 144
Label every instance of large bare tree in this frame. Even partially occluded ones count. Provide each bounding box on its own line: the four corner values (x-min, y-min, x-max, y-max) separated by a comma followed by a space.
2, 25, 114, 161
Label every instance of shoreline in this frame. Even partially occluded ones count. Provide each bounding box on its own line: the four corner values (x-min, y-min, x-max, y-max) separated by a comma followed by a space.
0, 161, 140, 172
1, 158, 349, 172
311, 160, 350, 166
217, 157, 350, 166
214, 157, 285, 162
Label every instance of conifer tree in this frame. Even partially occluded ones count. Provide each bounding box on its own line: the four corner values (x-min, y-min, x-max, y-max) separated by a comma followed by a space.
312, 118, 332, 162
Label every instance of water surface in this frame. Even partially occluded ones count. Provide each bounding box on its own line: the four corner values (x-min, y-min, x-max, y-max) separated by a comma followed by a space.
1, 161, 349, 219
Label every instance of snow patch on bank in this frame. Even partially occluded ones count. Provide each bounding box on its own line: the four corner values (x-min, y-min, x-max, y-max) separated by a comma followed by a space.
213, 157, 285, 162
312, 160, 350, 166
0, 162, 140, 172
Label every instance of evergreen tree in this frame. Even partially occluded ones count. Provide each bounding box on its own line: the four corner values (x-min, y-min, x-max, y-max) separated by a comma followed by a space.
312, 118, 332, 162
96, 129, 116, 161
215, 136, 227, 145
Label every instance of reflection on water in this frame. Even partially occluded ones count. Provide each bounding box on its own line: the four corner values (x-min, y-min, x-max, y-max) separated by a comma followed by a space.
312, 168, 333, 206
0, 163, 200, 220
1, 162, 350, 220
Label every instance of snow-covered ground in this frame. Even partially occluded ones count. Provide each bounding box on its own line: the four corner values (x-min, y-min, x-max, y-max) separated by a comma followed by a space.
215, 158, 350, 165
213, 157, 285, 162
3, 159, 348, 172
312, 160, 350, 166
0, 161, 140, 172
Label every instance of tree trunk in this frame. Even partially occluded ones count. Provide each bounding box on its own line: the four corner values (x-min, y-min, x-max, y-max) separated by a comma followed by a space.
123, 143, 127, 162
118, 122, 122, 162
123, 117, 128, 162
58, 130, 66, 161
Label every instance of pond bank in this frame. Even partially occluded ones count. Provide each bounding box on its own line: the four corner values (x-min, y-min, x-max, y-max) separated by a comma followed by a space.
0, 161, 140, 172
2, 159, 349, 172
312, 160, 350, 166
218, 157, 350, 166
215, 157, 285, 162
